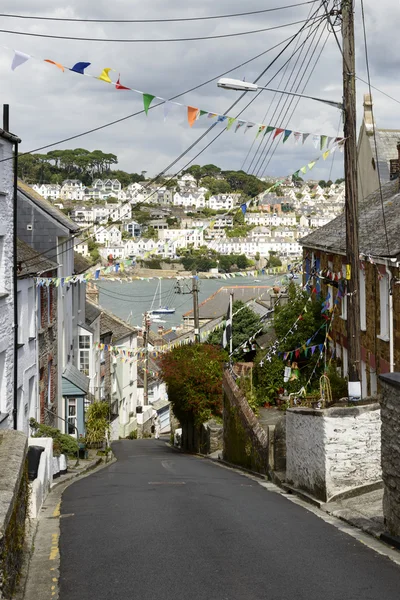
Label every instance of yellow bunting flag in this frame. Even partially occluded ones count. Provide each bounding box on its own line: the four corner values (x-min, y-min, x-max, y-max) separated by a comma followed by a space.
308, 161, 316, 170
98, 68, 112, 83
346, 264, 351, 280
322, 150, 330, 160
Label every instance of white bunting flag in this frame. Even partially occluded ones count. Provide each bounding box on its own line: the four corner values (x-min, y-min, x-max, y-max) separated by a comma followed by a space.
11, 51, 30, 71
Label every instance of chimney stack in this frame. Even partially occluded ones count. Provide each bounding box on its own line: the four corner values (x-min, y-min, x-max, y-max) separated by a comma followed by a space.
363, 93, 375, 136
3, 104, 9, 132
86, 282, 99, 305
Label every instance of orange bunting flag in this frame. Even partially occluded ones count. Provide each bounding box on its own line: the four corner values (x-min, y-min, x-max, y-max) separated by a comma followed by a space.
98, 68, 112, 83
188, 106, 199, 127
44, 59, 65, 72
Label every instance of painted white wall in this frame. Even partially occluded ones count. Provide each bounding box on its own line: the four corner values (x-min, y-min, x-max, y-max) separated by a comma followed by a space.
0, 137, 15, 430
28, 436, 53, 518
286, 406, 381, 501
17, 278, 38, 435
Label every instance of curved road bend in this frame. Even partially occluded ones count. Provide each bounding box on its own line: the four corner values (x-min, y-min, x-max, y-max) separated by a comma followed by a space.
60, 440, 400, 600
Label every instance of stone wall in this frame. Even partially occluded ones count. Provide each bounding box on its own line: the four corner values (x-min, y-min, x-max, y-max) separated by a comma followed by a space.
223, 370, 269, 475
380, 373, 400, 536
0, 430, 28, 599
286, 404, 381, 502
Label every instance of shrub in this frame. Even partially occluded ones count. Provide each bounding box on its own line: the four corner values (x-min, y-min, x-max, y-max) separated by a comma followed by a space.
85, 401, 110, 445
29, 419, 78, 457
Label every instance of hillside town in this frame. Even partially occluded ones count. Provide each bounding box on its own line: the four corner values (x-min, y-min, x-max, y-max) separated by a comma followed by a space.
2, 1, 400, 599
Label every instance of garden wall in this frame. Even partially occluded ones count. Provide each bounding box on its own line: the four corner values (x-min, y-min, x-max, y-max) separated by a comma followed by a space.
0, 431, 28, 599
223, 369, 270, 475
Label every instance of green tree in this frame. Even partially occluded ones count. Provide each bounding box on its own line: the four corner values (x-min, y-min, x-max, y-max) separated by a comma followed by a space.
207, 300, 262, 358
182, 165, 203, 184
267, 252, 282, 268
160, 344, 226, 449
335, 178, 345, 185
145, 226, 158, 240
122, 230, 131, 240
318, 180, 327, 188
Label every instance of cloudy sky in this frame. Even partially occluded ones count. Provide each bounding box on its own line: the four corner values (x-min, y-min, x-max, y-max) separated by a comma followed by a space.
0, 0, 398, 181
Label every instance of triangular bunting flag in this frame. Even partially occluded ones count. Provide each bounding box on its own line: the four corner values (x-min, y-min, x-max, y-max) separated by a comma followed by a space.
294, 132, 302, 145
188, 106, 199, 127
245, 123, 255, 133
273, 128, 285, 140
322, 150, 330, 160
70, 62, 91, 74
163, 101, 173, 121
308, 160, 317, 170
143, 93, 155, 115
312, 134, 320, 149
207, 113, 217, 119
11, 51, 30, 71
226, 117, 236, 130
256, 125, 266, 138
283, 130, 292, 143
327, 136, 334, 147
199, 110, 207, 117
116, 74, 130, 90
302, 133, 310, 144
300, 166, 307, 174
98, 68, 112, 83
264, 126, 275, 136
44, 59, 64, 72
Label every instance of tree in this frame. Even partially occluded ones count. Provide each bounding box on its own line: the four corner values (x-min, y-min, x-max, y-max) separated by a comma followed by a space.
121, 230, 131, 240
318, 180, 327, 188
182, 165, 203, 184
267, 252, 282, 268
207, 300, 262, 359
160, 344, 226, 449
144, 226, 158, 240
335, 178, 345, 185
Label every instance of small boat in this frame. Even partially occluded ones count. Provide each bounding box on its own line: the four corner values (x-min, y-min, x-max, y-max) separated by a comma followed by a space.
150, 279, 176, 315
254, 279, 261, 283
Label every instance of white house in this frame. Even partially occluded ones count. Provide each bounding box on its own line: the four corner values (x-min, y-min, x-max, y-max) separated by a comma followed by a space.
61, 180, 85, 201
75, 240, 89, 257
32, 184, 61, 201
208, 194, 236, 211
0, 128, 20, 430
95, 225, 122, 246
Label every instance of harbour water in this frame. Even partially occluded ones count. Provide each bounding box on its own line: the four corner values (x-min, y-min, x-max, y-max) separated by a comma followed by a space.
98, 273, 281, 329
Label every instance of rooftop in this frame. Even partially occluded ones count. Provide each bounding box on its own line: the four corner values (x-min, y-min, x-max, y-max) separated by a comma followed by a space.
301, 180, 400, 257
17, 238, 57, 277
184, 286, 272, 320
100, 309, 137, 343
18, 181, 80, 233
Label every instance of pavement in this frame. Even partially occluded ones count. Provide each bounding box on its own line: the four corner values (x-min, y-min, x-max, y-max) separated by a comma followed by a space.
320, 488, 385, 539
21, 438, 400, 600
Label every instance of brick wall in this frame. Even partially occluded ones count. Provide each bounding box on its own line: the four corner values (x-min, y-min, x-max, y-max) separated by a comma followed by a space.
223, 370, 270, 475
303, 247, 400, 395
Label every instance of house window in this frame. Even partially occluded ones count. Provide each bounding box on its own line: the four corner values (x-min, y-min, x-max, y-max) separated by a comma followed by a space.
327, 285, 334, 312
360, 268, 366, 331
67, 399, 77, 435
370, 369, 378, 396
379, 274, 390, 340
79, 335, 90, 376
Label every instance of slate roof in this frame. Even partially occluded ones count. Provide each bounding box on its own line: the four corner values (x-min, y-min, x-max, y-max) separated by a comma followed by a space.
85, 299, 101, 325
74, 252, 93, 274
184, 286, 272, 320
62, 363, 89, 395
18, 181, 80, 233
300, 180, 400, 257
370, 129, 400, 183
17, 238, 57, 277
100, 309, 137, 343
0, 128, 21, 144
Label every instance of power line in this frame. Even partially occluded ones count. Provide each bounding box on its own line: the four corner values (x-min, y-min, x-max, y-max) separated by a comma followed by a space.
21, 15, 323, 270
0, 2, 317, 23
360, 0, 390, 255
0, 18, 315, 43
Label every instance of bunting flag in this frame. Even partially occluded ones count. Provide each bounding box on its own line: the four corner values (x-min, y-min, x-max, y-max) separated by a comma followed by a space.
240, 203, 247, 215
300, 166, 307, 174
217, 115, 227, 123
245, 123, 255, 133
322, 149, 330, 160
320, 135, 328, 150
256, 125, 266, 138
44, 59, 64, 72
11, 51, 30, 71
294, 132, 302, 145
226, 117, 236, 130
207, 112, 217, 119
70, 62, 91, 74
116, 74, 130, 90
199, 110, 208, 117
143, 93, 156, 115
264, 126, 275, 136
273, 128, 284, 140
302, 133, 310, 145
187, 106, 199, 127
308, 160, 317, 170
327, 136, 334, 147
312, 134, 320, 149
98, 68, 112, 83
283, 130, 292, 143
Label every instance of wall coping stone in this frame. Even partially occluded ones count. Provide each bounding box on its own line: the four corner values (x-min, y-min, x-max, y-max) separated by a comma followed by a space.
287, 403, 380, 418
380, 372, 400, 391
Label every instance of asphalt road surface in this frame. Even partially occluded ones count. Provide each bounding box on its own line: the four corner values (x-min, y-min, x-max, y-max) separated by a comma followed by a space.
60, 440, 400, 600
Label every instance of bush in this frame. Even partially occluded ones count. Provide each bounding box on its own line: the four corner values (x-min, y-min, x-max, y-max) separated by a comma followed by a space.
85, 401, 110, 445
326, 363, 348, 401
29, 419, 78, 457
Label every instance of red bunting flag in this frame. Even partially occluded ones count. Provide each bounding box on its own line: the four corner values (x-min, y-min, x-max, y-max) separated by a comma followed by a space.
273, 128, 284, 140
116, 74, 130, 90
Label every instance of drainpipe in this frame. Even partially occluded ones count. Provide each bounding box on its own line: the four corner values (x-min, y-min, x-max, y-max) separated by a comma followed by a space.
388, 263, 395, 373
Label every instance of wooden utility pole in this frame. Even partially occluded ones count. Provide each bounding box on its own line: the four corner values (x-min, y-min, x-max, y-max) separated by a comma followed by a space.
143, 312, 151, 405
192, 272, 200, 343
342, 0, 361, 383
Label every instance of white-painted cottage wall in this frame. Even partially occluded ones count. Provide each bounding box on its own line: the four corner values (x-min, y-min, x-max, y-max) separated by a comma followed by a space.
286, 405, 381, 501
17, 278, 38, 434
0, 138, 15, 429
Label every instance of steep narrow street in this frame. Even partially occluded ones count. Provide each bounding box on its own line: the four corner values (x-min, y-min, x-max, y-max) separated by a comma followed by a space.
59, 441, 400, 600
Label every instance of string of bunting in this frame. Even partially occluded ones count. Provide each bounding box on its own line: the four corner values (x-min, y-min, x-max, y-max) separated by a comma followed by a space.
7, 45, 345, 148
